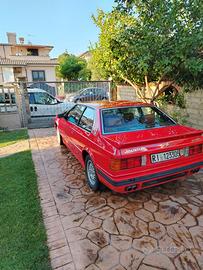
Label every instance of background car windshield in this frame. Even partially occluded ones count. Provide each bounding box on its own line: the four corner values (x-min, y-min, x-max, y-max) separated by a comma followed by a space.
33, 92, 57, 105
102, 106, 176, 134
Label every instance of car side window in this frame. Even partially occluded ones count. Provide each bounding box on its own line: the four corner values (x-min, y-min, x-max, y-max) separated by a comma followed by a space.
0, 93, 4, 103
29, 93, 35, 104
79, 107, 95, 132
91, 89, 96, 95
85, 89, 93, 95
66, 105, 85, 124
33, 92, 58, 105
96, 89, 102, 94
82, 90, 89, 96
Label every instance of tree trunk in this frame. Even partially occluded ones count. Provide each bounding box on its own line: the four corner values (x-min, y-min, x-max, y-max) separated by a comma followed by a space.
121, 75, 149, 102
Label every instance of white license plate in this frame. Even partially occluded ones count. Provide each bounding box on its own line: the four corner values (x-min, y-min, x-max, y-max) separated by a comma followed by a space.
151, 150, 180, 163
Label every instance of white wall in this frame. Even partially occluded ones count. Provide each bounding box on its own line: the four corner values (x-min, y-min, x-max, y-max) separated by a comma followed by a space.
26, 66, 56, 82
117, 85, 138, 101
0, 112, 21, 129
185, 90, 203, 130
2, 67, 15, 82
0, 67, 4, 83
0, 46, 5, 57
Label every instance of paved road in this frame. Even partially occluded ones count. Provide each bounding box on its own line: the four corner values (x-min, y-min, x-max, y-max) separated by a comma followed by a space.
29, 128, 203, 270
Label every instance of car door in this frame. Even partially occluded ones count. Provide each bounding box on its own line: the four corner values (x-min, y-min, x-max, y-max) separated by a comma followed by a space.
95, 88, 107, 100
71, 106, 96, 164
90, 88, 97, 101
29, 91, 61, 117
94, 88, 102, 100
80, 89, 89, 102
62, 104, 86, 153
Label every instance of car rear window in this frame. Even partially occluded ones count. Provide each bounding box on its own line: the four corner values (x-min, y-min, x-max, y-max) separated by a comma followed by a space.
102, 106, 176, 134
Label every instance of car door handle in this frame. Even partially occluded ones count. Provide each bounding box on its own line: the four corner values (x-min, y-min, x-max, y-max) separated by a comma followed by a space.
34, 106, 37, 111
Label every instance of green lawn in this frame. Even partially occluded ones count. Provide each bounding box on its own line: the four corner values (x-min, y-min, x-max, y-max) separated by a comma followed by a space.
0, 129, 28, 148
0, 130, 51, 270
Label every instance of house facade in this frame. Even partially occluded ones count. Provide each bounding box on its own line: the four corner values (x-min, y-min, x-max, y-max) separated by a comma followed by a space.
0, 33, 57, 87
79, 51, 92, 62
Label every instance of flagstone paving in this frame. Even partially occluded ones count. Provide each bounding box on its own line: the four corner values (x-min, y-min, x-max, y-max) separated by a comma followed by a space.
29, 128, 203, 270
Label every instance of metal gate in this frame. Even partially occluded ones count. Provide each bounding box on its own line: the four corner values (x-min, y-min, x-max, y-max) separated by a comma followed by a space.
62, 80, 111, 102
0, 83, 30, 130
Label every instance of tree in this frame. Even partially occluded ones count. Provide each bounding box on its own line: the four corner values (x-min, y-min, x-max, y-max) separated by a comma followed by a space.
91, 1, 203, 100
56, 52, 91, 80
90, 9, 135, 81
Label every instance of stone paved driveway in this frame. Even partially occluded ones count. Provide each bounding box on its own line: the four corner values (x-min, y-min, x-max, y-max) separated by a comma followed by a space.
29, 128, 203, 270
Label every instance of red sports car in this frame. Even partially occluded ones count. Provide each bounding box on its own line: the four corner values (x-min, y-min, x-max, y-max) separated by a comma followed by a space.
55, 101, 203, 193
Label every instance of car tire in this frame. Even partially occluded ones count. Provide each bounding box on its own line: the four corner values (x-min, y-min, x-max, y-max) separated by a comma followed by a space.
85, 155, 100, 191
56, 127, 63, 145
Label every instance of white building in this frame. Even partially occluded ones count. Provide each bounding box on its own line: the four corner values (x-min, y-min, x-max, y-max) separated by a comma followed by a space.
0, 32, 57, 87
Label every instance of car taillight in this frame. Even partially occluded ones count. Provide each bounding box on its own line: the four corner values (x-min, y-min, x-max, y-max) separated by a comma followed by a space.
110, 157, 141, 171
110, 159, 121, 171
189, 144, 203, 156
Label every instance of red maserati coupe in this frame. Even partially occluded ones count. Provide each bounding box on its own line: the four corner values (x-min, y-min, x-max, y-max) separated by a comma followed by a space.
55, 101, 203, 193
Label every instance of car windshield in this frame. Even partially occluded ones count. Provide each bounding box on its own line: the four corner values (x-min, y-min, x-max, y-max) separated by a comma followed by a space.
80, 88, 91, 94
102, 106, 176, 134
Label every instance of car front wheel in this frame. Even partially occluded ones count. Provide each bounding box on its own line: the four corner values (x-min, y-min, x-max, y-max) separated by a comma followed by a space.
85, 155, 100, 191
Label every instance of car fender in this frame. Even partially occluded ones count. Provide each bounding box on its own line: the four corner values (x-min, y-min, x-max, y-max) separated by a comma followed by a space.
82, 147, 95, 166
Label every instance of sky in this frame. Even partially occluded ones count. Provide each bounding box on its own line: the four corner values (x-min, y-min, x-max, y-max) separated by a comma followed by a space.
0, 0, 115, 58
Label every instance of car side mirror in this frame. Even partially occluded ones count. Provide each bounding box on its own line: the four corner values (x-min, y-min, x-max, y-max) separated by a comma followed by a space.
57, 112, 66, 118
52, 98, 59, 105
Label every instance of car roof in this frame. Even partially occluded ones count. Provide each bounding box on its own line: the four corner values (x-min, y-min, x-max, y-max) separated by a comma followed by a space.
80, 87, 104, 91
81, 100, 152, 109
27, 88, 46, 93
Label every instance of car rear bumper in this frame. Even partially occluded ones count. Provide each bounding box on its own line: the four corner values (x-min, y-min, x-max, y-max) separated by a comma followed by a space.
97, 161, 203, 193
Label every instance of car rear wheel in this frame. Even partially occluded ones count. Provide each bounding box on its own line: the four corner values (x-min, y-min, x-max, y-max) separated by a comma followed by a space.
85, 155, 100, 191
56, 127, 63, 145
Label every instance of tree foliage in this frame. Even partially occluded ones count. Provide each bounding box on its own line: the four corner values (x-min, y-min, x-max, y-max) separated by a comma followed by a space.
90, 10, 135, 81
56, 52, 91, 80
91, 0, 203, 100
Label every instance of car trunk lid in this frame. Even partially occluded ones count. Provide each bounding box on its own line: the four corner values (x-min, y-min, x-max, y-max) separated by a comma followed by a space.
103, 125, 202, 151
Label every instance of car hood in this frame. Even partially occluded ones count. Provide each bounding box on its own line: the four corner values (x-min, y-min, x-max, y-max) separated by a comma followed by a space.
68, 94, 79, 101
103, 125, 203, 149
56, 101, 75, 112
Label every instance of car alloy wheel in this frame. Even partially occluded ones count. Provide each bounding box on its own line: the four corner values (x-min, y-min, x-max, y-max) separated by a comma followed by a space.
85, 156, 100, 191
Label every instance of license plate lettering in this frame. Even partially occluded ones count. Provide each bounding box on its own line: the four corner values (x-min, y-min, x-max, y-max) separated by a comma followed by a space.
151, 150, 180, 163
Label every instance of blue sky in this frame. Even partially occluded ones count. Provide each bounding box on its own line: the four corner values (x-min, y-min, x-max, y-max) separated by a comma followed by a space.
0, 0, 114, 58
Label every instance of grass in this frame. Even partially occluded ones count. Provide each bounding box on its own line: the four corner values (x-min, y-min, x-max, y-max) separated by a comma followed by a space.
0, 130, 51, 270
0, 129, 28, 148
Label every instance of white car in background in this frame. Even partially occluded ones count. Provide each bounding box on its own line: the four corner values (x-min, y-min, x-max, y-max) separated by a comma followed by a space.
28, 88, 74, 117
